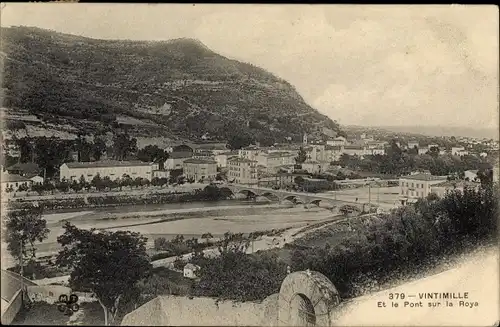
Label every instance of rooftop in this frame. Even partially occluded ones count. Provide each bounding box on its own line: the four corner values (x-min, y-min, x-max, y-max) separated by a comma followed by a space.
6, 162, 40, 173
267, 152, 295, 158
183, 159, 217, 165
168, 152, 193, 159
400, 173, 448, 181
64, 160, 152, 169
228, 157, 257, 163
1, 173, 31, 183
432, 180, 479, 188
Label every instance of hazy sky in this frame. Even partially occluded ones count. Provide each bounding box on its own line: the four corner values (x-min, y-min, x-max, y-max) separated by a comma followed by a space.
1, 4, 498, 128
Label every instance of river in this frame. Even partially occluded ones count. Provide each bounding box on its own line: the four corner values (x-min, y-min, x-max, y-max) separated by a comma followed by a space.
2, 198, 336, 269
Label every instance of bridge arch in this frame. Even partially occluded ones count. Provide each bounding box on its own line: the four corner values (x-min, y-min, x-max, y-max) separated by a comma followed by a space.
282, 195, 305, 204
260, 192, 280, 201
237, 189, 259, 198
278, 271, 341, 326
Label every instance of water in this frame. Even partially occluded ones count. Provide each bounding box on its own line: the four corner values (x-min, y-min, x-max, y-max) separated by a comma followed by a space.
47, 198, 270, 215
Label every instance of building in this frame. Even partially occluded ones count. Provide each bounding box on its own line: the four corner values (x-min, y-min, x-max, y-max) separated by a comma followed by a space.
327, 136, 347, 146
238, 146, 262, 161
182, 159, 217, 182
192, 150, 215, 160
368, 148, 386, 156
183, 263, 201, 279
431, 180, 480, 198
27, 174, 44, 184
257, 152, 296, 172
494, 166, 499, 183
59, 160, 157, 182
164, 152, 193, 170
301, 161, 329, 174
343, 145, 367, 157
305, 144, 328, 162
399, 172, 448, 205
325, 145, 343, 162
228, 157, 258, 185
301, 177, 331, 192
464, 170, 479, 182
1, 173, 33, 193
407, 141, 419, 149
214, 151, 239, 168
192, 143, 228, 155
5, 163, 41, 177
418, 148, 428, 155
451, 147, 465, 156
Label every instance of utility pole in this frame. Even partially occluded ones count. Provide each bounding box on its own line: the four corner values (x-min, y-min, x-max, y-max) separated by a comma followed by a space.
368, 183, 371, 206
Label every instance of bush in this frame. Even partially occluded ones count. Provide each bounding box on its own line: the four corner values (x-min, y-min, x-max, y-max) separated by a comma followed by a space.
289, 184, 498, 299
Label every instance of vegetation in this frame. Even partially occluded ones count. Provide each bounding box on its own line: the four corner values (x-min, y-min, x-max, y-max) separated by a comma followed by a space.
189, 232, 287, 302
2, 205, 49, 277
3, 26, 341, 143
335, 140, 489, 176
56, 223, 152, 326
289, 181, 498, 299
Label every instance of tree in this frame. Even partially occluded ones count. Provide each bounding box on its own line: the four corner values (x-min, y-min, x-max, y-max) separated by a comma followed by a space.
92, 137, 107, 161
112, 133, 137, 161
70, 180, 83, 193
91, 174, 105, 191
295, 147, 308, 165
201, 232, 214, 244
2, 205, 49, 277
228, 134, 253, 150
137, 145, 168, 170
56, 223, 151, 326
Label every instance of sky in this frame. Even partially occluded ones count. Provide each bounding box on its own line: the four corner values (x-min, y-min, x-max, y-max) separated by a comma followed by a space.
1, 4, 498, 128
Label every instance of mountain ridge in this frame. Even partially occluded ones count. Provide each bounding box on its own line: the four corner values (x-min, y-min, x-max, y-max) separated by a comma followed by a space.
1, 26, 340, 145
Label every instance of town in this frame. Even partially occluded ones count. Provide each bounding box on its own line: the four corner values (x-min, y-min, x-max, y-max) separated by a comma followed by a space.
1, 4, 498, 327
2, 130, 499, 205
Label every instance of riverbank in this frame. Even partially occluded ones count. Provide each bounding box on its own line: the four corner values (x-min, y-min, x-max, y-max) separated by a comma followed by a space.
5, 185, 236, 211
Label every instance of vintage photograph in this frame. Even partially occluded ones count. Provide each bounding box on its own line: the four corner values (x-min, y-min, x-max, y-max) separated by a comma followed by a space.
0, 3, 498, 326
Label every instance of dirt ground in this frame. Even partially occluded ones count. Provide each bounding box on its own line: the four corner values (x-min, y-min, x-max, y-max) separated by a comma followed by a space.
13, 301, 104, 326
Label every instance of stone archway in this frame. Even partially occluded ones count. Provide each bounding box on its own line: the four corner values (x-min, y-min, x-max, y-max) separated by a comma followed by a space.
277, 271, 341, 326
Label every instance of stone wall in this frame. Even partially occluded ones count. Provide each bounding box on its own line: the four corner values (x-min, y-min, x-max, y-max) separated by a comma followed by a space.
121, 270, 342, 327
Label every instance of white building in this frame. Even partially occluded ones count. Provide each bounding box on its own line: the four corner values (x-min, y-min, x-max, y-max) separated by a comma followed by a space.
59, 160, 157, 182
451, 147, 466, 156
301, 161, 329, 174
343, 145, 367, 157
325, 145, 343, 162
399, 172, 448, 205
164, 152, 193, 170
214, 151, 239, 168
228, 157, 258, 185
464, 170, 479, 182
407, 141, 419, 149
368, 148, 386, 156
183, 263, 200, 279
305, 145, 328, 162
182, 159, 218, 182
1, 173, 33, 193
418, 148, 428, 155
238, 146, 262, 161
256, 152, 296, 172
327, 136, 347, 146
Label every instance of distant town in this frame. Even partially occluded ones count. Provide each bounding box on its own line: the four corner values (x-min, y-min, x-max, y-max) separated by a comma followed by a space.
2, 128, 499, 206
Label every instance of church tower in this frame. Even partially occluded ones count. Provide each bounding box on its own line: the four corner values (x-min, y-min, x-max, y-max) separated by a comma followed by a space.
303, 133, 308, 145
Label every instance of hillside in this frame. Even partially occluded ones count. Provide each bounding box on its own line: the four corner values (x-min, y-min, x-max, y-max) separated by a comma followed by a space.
1, 26, 340, 144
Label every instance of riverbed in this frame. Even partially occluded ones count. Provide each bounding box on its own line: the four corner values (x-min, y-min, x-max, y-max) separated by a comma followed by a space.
2, 199, 336, 268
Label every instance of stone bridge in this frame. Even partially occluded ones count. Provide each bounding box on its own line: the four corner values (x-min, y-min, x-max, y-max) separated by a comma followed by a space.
223, 184, 375, 214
